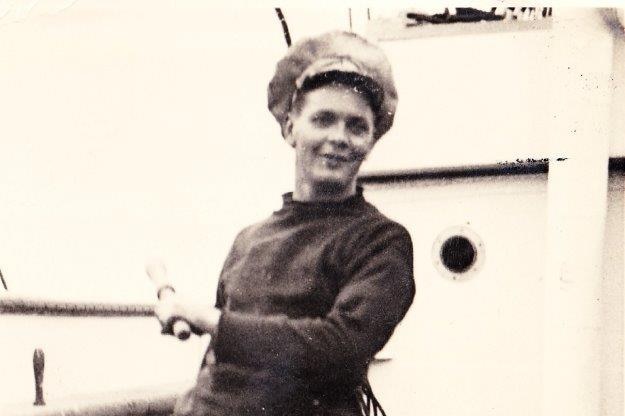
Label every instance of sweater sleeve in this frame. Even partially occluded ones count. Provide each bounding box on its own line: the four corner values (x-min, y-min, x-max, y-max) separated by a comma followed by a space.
212, 221, 415, 375
213, 227, 251, 309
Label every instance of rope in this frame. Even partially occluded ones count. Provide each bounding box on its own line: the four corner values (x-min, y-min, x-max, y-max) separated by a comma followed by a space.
0, 267, 8, 290
0, 296, 154, 317
358, 377, 387, 416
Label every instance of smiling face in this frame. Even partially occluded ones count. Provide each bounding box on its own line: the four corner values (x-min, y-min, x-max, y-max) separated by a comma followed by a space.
285, 83, 376, 202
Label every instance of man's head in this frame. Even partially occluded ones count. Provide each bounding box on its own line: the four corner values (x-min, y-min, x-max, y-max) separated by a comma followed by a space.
268, 31, 397, 200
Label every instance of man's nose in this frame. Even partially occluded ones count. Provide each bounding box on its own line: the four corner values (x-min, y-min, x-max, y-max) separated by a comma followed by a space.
327, 123, 349, 147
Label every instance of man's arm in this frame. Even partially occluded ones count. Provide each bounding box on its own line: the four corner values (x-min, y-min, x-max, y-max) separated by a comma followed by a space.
213, 222, 415, 374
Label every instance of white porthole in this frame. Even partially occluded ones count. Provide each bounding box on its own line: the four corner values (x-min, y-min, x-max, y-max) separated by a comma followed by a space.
432, 225, 485, 280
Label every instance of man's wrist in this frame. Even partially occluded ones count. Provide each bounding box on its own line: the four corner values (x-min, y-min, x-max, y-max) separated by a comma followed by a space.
188, 305, 221, 337
207, 308, 221, 337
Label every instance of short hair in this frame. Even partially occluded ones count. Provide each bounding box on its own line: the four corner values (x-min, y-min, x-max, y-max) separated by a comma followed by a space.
290, 71, 382, 117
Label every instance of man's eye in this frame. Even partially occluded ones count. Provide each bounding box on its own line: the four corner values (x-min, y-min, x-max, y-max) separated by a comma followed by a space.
311, 112, 336, 127
348, 119, 371, 136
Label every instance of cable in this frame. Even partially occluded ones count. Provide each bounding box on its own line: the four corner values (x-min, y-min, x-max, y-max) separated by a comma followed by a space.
349, 8, 353, 31
0, 268, 7, 290
274, 8, 291, 47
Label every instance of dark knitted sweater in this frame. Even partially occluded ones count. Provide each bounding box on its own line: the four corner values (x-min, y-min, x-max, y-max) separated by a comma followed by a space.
175, 189, 415, 416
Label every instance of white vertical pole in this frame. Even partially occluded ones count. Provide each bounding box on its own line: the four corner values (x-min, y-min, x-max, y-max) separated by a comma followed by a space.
543, 9, 613, 416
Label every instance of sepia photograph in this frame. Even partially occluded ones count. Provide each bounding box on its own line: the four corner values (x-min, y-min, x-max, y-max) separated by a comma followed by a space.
0, 3, 624, 416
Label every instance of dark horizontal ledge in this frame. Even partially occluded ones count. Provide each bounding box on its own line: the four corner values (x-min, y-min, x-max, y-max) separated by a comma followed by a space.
358, 157, 624, 184
0, 296, 154, 317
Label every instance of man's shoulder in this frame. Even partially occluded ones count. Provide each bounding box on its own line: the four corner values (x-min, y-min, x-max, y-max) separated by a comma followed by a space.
358, 199, 409, 232
332, 200, 412, 254
230, 212, 281, 245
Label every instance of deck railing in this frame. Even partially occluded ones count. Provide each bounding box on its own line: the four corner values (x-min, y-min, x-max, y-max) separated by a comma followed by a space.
0, 296, 154, 317
1, 294, 178, 416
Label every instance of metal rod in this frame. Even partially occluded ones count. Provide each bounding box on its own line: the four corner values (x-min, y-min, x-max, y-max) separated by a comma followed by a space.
33, 348, 45, 406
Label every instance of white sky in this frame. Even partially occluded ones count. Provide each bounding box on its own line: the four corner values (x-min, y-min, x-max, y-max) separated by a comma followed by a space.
0, 3, 622, 301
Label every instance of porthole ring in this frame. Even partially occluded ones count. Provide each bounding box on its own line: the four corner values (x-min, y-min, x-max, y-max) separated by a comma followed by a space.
432, 225, 485, 280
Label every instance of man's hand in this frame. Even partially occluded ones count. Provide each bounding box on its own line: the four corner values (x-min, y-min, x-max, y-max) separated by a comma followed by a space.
154, 292, 221, 337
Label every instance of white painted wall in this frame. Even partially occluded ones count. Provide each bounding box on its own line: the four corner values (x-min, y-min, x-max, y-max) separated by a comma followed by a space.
366, 174, 548, 416
601, 174, 624, 416
363, 8, 624, 172
366, 173, 623, 416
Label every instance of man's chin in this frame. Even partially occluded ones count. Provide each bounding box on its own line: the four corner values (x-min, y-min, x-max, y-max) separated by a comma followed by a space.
312, 178, 353, 194
313, 167, 354, 182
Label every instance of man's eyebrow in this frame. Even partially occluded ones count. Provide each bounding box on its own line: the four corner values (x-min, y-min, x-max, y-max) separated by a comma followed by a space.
347, 115, 372, 124
309, 109, 335, 118
311, 108, 369, 117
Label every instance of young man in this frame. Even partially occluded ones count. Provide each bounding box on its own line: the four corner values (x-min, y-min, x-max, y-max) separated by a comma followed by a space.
156, 31, 415, 416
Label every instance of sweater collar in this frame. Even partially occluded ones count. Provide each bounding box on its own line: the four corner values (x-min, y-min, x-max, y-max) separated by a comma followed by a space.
281, 186, 366, 212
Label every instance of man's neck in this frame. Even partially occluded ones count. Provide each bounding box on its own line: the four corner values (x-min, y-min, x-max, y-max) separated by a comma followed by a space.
292, 180, 357, 203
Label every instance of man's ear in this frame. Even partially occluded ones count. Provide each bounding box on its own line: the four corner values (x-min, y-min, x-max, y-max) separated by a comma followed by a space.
284, 116, 296, 148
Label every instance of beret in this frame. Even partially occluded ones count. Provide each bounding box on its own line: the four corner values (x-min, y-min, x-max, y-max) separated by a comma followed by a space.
268, 31, 398, 140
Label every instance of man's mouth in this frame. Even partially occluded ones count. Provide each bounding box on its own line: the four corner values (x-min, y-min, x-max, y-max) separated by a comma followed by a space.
321, 153, 352, 163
